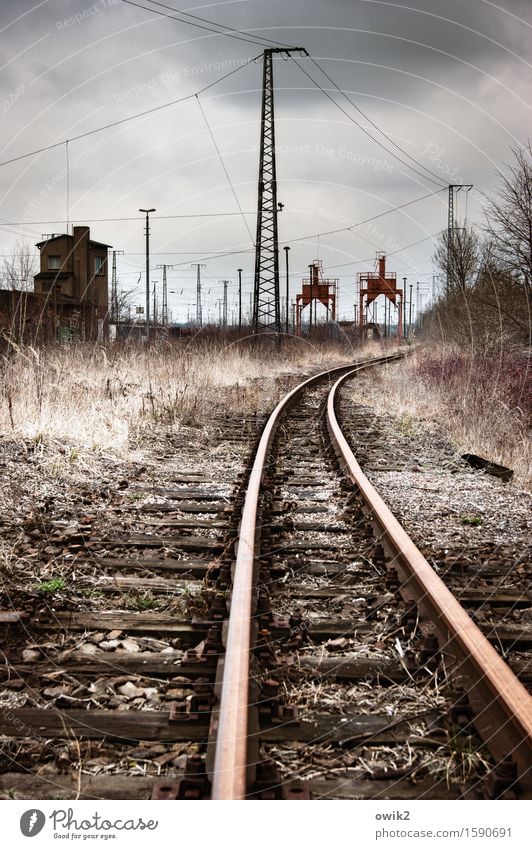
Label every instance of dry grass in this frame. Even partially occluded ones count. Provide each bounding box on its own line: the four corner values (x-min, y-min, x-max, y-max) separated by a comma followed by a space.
0, 337, 365, 456
350, 345, 531, 488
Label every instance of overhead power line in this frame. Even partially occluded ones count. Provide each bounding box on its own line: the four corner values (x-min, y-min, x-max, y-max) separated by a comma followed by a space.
195, 95, 255, 246
121, 0, 298, 50
307, 56, 449, 187
2, 189, 442, 253
292, 57, 448, 189
1, 212, 257, 226
0, 53, 262, 169
286, 188, 445, 246
321, 232, 440, 273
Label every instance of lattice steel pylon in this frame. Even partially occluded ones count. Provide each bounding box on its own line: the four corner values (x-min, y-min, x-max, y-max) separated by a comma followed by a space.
447, 184, 472, 292
110, 249, 124, 323
191, 263, 206, 326
253, 48, 308, 335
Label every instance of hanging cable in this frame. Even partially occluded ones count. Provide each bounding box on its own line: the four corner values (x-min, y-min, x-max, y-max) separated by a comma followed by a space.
196, 95, 255, 246
1, 212, 258, 226
286, 187, 444, 246
120, 0, 293, 49
291, 57, 447, 189
128, 0, 298, 50
307, 55, 449, 187
320, 232, 440, 273
0, 53, 262, 169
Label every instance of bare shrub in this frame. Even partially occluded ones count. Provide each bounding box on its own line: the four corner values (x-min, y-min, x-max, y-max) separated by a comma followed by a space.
356, 348, 531, 487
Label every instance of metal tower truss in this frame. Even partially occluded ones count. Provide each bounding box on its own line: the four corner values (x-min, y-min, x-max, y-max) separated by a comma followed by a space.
253, 48, 308, 335
192, 263, 206, 326
156, 264, 174, 326
110, 249, 123, 323
447, 184, 472, 291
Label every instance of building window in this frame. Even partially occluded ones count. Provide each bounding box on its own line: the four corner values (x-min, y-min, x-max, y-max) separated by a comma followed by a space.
48, 255, 61, 270
94, 256, 104, 275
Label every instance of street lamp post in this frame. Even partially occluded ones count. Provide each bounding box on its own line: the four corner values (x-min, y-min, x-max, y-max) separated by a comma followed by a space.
139, 208, 156, 339
283, 247, 290, 334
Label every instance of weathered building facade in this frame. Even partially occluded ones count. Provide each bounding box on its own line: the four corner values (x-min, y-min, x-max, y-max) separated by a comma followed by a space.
33, 226, 111, 340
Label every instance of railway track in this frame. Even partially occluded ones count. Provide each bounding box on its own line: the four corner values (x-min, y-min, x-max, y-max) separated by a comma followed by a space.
0, 352, 530, 801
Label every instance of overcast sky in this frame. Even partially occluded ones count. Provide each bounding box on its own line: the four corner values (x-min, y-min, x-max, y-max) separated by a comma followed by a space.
1, 0, 531, 322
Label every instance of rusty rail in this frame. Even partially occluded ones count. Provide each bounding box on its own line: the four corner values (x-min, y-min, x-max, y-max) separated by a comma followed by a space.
327, 369, 532, 794
210, 353, 403, 799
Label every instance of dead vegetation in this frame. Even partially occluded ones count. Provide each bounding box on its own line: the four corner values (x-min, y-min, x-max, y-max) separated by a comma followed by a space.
0, 338, 360, 458
350, 347, 531, 488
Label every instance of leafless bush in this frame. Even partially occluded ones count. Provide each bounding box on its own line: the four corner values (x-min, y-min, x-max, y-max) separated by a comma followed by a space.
357, 347, 531, 487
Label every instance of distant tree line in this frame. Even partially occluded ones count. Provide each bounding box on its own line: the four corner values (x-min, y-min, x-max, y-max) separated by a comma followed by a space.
427, 143, 531, 351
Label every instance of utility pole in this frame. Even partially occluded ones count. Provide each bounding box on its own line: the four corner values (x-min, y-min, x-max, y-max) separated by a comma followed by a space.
253, 47, 308, 335
308, 264, 314, 332
401, 277, 406, 339
447, 184, 472, 292
152, 281, 158, 326
409, 283, 413, 338
139, 208, 155, 339
110, 249, 124, 323
221, 280, 229, 328
237, 268, 242, 330
283, 246, 290, 334
191, 263, 206, 326
156, 264, 174, 327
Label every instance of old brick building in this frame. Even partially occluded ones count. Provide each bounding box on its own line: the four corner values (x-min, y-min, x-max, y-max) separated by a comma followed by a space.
33, 225, 111, 340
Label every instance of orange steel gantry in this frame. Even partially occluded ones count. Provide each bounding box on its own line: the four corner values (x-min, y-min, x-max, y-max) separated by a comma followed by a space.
358, 253, 402, 340
295, 260, 337, 335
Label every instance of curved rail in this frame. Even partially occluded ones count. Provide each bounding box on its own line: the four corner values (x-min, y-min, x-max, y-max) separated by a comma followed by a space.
211, 353, 403, 799
327, 370, 532, 794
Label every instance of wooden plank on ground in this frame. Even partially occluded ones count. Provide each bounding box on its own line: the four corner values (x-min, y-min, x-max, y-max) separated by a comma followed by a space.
0, 709, 434, 744
99, 558, 211, 577
94, 535, 224, 551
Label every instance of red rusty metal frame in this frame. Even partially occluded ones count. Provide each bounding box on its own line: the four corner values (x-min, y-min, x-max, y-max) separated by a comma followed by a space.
327, 370, 532, 794
358, 253, 403, 340
211, 353, 404, 799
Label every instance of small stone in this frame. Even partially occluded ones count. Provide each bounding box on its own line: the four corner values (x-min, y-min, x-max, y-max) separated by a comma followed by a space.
87, 632, 106, 643
121, 639, 141, 652
79, 643, 98, 654
144, 688, 159, 701
99, 640, 120, 651
106, 630, 122, 640
22, 649, 40, 662
44, 685, 71, 698
325, 637, 347, 648
118, 681, 145, 699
